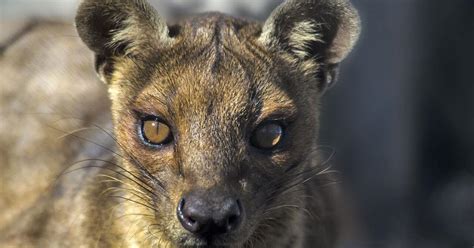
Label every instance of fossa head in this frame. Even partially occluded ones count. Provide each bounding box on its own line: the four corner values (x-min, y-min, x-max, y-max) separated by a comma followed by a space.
76, 0, 360, 246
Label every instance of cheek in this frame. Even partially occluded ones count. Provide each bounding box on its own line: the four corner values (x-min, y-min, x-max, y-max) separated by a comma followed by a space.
114, 118, 185, 220
268, 132, 312, 168
285, 119, 317, 155
270, 152, 294, 166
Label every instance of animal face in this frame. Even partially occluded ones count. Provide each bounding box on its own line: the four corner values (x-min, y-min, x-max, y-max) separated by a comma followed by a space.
76, 0, 359, 246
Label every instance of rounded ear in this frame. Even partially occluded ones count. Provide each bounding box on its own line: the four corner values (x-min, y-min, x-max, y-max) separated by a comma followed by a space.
76, 0, 172, 56
259, 0, 361, 92
75, 0, 174, 82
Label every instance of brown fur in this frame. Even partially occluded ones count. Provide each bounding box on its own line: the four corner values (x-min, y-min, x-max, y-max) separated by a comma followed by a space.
0, 0, 360, 247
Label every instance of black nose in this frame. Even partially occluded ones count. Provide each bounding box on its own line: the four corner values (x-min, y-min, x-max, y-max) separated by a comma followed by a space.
177, 193, 242, 237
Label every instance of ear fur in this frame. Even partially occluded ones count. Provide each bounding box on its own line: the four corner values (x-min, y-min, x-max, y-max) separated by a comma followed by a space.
259, 0, 361, 91
75, 0, 173, 82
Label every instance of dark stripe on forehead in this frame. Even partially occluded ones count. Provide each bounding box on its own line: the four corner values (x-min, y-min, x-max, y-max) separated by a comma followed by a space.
211, 16, 224, 74
221, 45, 264, 124
221, 45, 255, 86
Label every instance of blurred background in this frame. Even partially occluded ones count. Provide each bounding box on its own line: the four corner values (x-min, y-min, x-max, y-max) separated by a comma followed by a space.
1, 0, 473, 247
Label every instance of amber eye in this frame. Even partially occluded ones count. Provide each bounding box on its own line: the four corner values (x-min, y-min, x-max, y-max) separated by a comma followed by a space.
141, 118, 173, 146
251, 122, 284, 150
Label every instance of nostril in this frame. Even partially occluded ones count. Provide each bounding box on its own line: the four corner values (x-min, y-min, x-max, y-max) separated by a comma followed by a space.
178, 198, 185, 212
177, 198, 186, 221
236, 199, 243, 214
188, 217, 196, 224
228, 215, 236, 224
177, 198, 200, 233
225, 199, 242, 231
227, 214, 238, 230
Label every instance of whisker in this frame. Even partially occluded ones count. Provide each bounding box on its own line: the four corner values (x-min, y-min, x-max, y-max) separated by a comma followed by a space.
98, 176, 152, 199
45, 123, 126, 160
263, 204, 314, 219
57, 158, 144, 185
104, 187, 153, 207
99, 182, 152, 200
255, 147, 340, 216
55, 126, 99, 140
117, 213, 154, 219
109, 195, 158, 213
53, 117, 168, 195
58, 161, 157, 197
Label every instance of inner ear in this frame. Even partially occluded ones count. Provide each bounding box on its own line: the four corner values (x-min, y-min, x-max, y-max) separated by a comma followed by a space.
259, 0, 360, 93
76, 0, 174, 83
260, 0, 360, 64
76, 0, 172, 56
278, 15, 340, 62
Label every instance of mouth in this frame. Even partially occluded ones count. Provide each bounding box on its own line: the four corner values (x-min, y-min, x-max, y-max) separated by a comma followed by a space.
177, 235, 241, 247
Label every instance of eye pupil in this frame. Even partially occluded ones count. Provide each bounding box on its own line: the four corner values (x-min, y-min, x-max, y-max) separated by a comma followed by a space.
251, 123, 284, 150
141, 119, 172, 146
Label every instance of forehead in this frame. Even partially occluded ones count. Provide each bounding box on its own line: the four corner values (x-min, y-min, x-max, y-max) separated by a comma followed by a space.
133, 13, 297, 122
